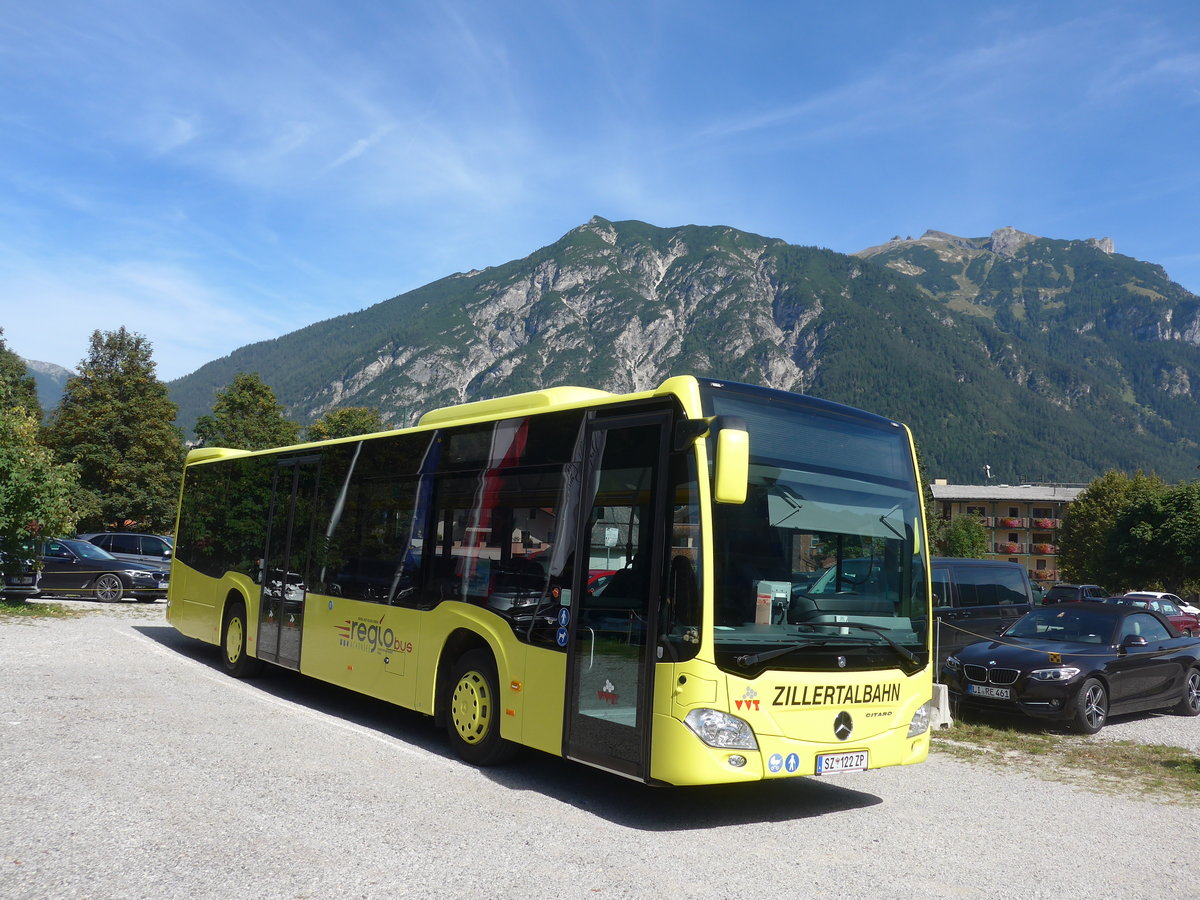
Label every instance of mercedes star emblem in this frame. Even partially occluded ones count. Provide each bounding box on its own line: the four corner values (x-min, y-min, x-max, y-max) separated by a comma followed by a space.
834, 711, 853, 741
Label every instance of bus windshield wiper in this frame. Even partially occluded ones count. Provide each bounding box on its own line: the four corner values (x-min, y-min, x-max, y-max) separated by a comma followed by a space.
807, 621, 921, 671
735, 635, 873, 668
735, 622, 921, 672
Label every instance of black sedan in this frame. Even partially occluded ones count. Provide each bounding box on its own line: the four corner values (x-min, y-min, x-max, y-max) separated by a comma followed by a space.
36, 538, 169, 603
942, 602, 1200, 734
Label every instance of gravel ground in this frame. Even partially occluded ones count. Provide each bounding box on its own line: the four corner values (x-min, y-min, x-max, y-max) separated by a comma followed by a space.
1, 600, 1198, 900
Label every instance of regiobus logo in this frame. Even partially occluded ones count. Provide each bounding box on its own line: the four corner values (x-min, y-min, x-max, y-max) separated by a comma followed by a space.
335, 615, 412, 655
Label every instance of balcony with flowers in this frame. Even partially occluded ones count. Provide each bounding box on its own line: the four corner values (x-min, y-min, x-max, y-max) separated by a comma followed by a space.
1032, 518, 1061, 530
1032, 543, 1058, 555
997, 517, 1027, 529
994, 542, 1026, 554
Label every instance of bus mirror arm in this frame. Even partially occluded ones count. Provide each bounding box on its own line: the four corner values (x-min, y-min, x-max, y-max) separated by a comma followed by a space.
672, 415, 750, 503
673, 418, 711, 452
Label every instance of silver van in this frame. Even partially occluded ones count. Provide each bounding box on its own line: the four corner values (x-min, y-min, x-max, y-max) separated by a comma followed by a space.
79, 532, 173, 568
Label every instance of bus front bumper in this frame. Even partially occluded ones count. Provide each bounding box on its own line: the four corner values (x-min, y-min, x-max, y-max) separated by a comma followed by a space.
649, 708, 931, 786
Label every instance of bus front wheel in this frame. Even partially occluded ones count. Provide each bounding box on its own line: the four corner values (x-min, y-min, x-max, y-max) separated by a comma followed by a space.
221, 600, 263, 678
446, 649, 517, 766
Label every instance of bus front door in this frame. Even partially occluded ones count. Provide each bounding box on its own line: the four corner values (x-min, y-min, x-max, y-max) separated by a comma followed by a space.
563, 413, 668, 781
258, 454, 320, 670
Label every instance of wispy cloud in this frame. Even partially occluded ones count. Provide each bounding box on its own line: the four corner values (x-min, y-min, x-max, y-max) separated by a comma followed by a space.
327, 125, 396, 170
691, 10, 1189, 148
0, 249, 287, 380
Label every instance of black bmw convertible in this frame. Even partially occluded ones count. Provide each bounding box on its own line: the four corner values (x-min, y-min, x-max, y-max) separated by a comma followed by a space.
942, 602, 1200, 734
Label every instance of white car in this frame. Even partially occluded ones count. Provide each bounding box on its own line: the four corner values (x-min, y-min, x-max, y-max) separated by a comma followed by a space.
1124, 590, 1200, 616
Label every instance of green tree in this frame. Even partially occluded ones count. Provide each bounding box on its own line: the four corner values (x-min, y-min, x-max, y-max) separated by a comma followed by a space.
0, 380, 80, 581
0, 328, 41, 421
306, 406, 386, 442
194, 372, 300, 450
1107, 481, 1200, 594
932, 515, 989, 558
1057, 470, 1165, 586
43, 328, 185, 533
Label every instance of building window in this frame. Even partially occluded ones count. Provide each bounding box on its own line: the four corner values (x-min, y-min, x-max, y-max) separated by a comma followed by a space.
1008, 533, 1018, 542
1008, 507, 1019, 517
966, 505, 986, 517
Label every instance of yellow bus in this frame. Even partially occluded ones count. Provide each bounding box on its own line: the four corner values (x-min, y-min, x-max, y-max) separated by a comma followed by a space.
167, 376, 933, 785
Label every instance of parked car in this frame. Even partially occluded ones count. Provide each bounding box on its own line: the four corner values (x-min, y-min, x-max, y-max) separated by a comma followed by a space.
37, 538, 169, 603
79, 532, 173, 567
1043, 583, 1108, 604
942, 602, 1200, 734
930, 557, 1035, 672
0, 548, 40, 601
1106, 594, 1200, 636
1125, 591, 1200, 616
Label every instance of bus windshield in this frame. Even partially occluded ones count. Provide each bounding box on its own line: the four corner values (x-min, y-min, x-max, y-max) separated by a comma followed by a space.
705, 386, 928, 675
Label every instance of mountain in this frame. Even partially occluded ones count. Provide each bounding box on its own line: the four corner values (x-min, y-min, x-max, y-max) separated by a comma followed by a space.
21, 358, 73, 415
168, 218, 1200, 484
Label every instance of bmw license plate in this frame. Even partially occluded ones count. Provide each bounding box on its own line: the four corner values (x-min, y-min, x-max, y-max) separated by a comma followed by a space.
815, 751, 868, 775
967, 684, 1011, 699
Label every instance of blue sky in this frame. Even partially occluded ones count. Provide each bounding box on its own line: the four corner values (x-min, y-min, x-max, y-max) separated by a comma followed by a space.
2, 0, 1198, 381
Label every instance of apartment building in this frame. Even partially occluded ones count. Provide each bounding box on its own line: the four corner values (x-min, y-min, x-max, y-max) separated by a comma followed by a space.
929, 480, 1086, 586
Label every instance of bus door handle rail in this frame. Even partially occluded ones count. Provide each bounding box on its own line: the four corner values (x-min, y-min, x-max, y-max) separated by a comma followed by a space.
584, 626, 595, 672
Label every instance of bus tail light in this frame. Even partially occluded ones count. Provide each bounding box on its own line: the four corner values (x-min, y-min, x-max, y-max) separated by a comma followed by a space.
684, 708, 758, 750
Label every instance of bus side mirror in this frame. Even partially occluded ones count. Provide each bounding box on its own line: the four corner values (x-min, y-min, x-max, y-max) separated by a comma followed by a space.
712, 419, 748, 504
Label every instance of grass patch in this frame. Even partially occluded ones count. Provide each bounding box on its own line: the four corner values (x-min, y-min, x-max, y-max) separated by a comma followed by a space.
933, 717, 1200, 803
0, 598, 85, 620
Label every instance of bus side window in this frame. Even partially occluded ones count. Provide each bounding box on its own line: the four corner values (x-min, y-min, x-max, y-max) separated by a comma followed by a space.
311, 437, 426, 606
661, 450, 702, 659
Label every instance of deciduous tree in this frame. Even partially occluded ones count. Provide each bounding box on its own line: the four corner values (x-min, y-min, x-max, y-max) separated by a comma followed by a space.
0, 380, 80, 580
0, 328, 41, 421
1057, 470, 1165, 587
306, 407, 386, 442
43, 328, 184, 533
194, 372, 300, 450
1107, 481, 1200, 594
932, 515, 989, 559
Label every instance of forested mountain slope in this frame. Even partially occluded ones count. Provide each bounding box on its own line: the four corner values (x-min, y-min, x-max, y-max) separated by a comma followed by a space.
168, 218, 1200, 483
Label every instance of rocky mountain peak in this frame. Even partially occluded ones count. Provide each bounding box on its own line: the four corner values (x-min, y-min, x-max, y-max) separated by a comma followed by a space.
988, 226, 1038, 257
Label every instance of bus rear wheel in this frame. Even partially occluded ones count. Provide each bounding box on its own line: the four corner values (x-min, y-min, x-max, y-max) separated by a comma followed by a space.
221, 600, 263, 678
446, 649, 517, 766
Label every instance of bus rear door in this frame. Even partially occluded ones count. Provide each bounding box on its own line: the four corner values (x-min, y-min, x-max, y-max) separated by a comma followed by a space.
258, 454, 320, 670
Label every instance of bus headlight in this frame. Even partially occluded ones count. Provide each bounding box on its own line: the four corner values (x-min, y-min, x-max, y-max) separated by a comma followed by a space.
684, 708, 758, 750
907, 701, 931, 737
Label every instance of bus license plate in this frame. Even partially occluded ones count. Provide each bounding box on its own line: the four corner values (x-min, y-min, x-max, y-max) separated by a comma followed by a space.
816, 751, 868, 775
967, 684, 1010, 700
